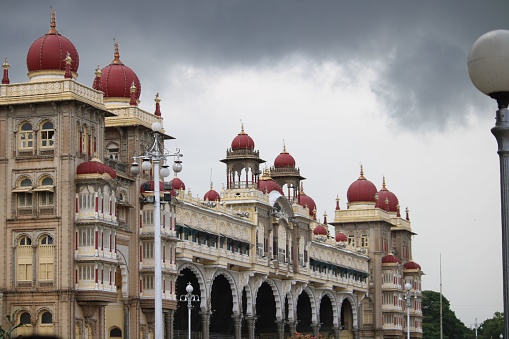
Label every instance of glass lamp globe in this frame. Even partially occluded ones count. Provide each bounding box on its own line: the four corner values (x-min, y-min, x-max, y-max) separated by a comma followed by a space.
173, 161, 183, 173
141, 157, 152, 171
152, 121, 163, 133
160, 165, 170, 178
186, 283, 193, 294
405, 282, 413, 291
130, 162, 140, 175
468, 30, 509, 97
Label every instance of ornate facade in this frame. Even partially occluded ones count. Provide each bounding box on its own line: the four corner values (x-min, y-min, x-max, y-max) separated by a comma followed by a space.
0, 11, 423, 339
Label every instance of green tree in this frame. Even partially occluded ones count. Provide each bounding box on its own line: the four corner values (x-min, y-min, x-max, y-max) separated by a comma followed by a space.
0, 314, 23, 339
422, 290, 474, 339
478, 312, 503, 339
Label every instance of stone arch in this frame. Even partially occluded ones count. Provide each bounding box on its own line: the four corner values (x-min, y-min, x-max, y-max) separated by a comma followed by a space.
339, 294, 358, 329
319, 290, 339, 327
260, 278, 283, 320
210, 269, 240, 314
302, 286, 319, 324
242, 282, 255, 316
285, 290, 297, 322
177, 263, 208, 311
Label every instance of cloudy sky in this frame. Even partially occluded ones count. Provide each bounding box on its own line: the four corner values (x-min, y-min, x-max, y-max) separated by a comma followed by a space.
3, 0, 508, 327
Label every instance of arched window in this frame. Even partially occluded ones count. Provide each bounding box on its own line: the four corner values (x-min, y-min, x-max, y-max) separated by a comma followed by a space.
361, 233, 369, 248
16, 311, 32, 336
38, 311, 54, 335
38, 235, 54, 281
348, 234, 356, 247
19, 122, 34, 150
35, 177, 54, 207
81, 125, 88, 155
40, 121, 55, 148
14, 178, 33, 208
109, 327, 122, 338
17, 236, 33, 281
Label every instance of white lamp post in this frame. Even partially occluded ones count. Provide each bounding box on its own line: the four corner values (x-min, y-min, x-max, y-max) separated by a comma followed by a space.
468, 29, 509, 339
404, 282, 413, 339
179, 282, 200, 339
130, 121, 183, 339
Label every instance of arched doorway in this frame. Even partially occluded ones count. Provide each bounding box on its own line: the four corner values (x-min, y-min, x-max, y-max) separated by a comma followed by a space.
319, 295, 334, 338
340, 299, 354, 339
296, 292, 312, 334
255, 282, 277, 339
175, 268, 201, 338
210, 274, 234, 337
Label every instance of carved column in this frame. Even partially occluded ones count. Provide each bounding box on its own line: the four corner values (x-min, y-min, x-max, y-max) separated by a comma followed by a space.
232, 314, 242, 339
353, 326, 359, 339
245, 316, 256, 339
310, 323, 320, 338
275, 320, 284, 339
123, 302, 130, 339
287, 321, 297, 336
166, 310, 174, 339
200, 310, 211, 339
332, 326, 341, 339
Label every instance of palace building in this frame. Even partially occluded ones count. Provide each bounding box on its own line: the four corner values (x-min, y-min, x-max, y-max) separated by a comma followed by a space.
0, 10, 423, 339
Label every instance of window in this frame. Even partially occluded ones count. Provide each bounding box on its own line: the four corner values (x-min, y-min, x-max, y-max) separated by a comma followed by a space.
16, 312, 32, 336
107, 143, 120, 160
17, 236, 33, 281
19, 122, 34, 150
348, 234, 356, 247
40, 121, 54, 148
110, 327, 122, 338
38, 311, 54, 336
14, 178, 33, 207
361, 233, 369, 248
39, 235, 54, 281
35, 177, 54, 206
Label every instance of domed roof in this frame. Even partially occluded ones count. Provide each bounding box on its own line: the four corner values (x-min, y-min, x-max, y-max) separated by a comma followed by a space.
169, 176, 186, 197
335, 232, 347, 242
204, 184, 220, 202
403, 260, 421, 270
231, 125, 255, 150
97, 41, 141, 101
313, 224, 328, 236
27, 10, 79, 79
77, 160, 116, 179
375, 177, 399, 213
139, 181, 165, 193
274, 144, 296, 168
382, 253, 401, 264
298, 184, 316, 217
347, 166, 378, 203
257, 169, 284, 195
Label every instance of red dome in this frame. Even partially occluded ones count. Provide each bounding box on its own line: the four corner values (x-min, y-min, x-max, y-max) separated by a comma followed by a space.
335, 232, 347, 242
169, 177, 186, 197
77, 160, 116, 179
313, 224, 328, 236
27, 10, 79, 76
258, 179, 284, 195
382, 253, 401, 264
98, 42, 141, 100
140, 181, 165, 193
274, 146, 296, 168
347, 166, 378, 203
299, 192, 317, 216
403, 261, 421, 270
375, 177, 399, 212
231, 125, 254, 150
204, 188, 220, 202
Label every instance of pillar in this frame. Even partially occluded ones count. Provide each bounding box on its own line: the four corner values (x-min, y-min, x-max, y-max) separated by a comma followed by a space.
123, 302, 130, 339
353, 326, 359, 339
232, 314, 242, 339
310, 323, 320, 338
200, 310, 211, 339
287, 321, 297, 336
246, 316, 256, 339
165, 310, 174, 339
332, 326, 341, 339
276, 320, 284, 339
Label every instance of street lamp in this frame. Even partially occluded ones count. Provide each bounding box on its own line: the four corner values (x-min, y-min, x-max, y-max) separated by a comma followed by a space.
468, 29, 509, 339
130, 121, 183, 339
404, 282, 413, 339
179, 282, 200, 339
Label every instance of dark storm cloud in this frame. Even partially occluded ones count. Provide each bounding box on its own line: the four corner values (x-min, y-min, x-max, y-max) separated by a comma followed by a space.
1, 0, 508, 130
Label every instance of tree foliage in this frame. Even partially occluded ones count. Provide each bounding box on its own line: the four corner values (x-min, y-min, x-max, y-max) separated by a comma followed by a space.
0, 314, 23, 339
478, 312, 504, 339
422, 290, 474, 339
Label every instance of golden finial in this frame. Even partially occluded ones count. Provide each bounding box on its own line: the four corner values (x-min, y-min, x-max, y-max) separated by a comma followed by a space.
95, 65, 101, 76
283, 140, 287, 153
240, 121, 245, 134
112, 39, 122, 65
130, 81, 136, 93
382, 176, 387, 190
64, 52, 72, 65
155, 93, 161, 104
48, 7, 58, 34
359, 164, 365, 179
2, 58, 10, 70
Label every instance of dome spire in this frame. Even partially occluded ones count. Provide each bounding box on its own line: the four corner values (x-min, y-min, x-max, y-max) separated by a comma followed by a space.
154, 93, 161, 116
405, 207, 410, 221
335, 195, 340, 210
2, 58, 10, 84
381, 176, 387, 190
359, 164, 365, 180
47, 8, 58, 35
240, 121, 245, 134
112, 39, 123, 65
129, 81, 137, 106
